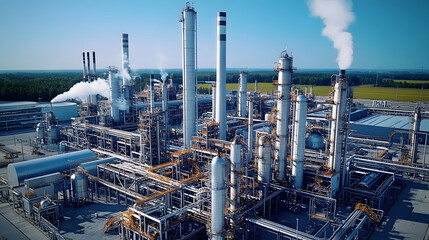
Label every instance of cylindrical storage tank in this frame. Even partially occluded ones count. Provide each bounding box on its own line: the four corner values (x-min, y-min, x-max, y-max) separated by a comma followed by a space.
257, 135, 271, 185
306, 132, 324, 150
71, 172, 89, 200
59, 141, 68, 152
7, 150, 96, 187
36, 123, 45, 143
264, 113, 271, 121
78, 157, 117, 176
48, 125, 59, 144
211, 155, 225, 240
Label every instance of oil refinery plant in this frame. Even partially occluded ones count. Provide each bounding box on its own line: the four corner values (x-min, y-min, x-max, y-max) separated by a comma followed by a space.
1, 3, 429, 240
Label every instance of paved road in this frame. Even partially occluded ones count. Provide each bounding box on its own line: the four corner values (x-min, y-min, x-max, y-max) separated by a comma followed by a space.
0, 203, 49, 240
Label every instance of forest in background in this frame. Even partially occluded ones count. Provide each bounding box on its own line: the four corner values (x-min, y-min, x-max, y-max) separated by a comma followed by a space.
1, 70, 428, 102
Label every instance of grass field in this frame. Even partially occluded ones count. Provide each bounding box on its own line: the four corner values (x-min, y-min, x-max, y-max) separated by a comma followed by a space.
198, 83, 429, 102
392, 79, 429, 84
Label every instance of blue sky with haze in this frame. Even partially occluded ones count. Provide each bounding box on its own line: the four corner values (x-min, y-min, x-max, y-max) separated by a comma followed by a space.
0, 0, 428, 70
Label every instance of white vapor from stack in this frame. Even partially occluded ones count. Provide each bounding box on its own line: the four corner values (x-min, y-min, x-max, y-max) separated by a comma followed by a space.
308, 0, 355, 69
160, 69, 168, 81
51, 78, 109, 102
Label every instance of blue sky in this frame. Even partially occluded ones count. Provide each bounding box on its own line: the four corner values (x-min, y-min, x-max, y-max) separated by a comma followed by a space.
0, 0, 428, 70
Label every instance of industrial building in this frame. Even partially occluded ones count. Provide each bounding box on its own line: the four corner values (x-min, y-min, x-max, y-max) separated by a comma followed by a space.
1, 3, 429, 240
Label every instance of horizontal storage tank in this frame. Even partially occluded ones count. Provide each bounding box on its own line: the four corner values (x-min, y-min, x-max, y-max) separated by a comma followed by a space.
306, 132, 324, 150
78, 157, 117, 176
40, 102, 78, 121
7, 149, 96, 187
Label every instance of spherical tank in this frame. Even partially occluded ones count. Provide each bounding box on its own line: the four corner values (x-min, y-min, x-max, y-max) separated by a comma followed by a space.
71, 172, 89, 200
306, 132, 324, 150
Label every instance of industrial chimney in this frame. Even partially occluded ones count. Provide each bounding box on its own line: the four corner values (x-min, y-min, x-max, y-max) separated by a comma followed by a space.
180, 3, 197, 149
121, 33, 130, 85
92, 51, 96, 78
86, 52, 91, 81
215, 11, 227, 140
82, 52, 87, 81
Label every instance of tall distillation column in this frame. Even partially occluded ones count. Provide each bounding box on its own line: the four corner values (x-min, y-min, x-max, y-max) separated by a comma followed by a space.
180, 4, 197, 149
411, 106, 421, 163
238, 71, 248, 117
121, 33, 131, 113
275, 51, 293, 181
257, 135, 271, 186
212, 83, 216, 120
230, 138, 241, 212
328, 69, 349, 196
292, 95, 307, 189
108, 67, 120, 122
215, 12, 227, 140
211, 155, 225, 240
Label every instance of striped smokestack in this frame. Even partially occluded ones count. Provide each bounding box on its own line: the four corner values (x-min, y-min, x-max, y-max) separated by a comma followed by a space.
215, 11, 227, 140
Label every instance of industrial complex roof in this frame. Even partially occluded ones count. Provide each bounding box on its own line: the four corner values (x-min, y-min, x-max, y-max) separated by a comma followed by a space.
354, 114, 429, 132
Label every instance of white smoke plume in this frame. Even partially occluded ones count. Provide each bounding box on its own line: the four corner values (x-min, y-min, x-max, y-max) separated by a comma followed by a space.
51, 78, 109, 102
160, 69, 168, 81
120, 70, 131, 84
308, 0, 355, 69
117, 96, 129, 110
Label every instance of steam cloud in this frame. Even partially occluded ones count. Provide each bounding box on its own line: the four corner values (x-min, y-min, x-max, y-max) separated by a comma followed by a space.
160, 69, 168, 81
308, 0, 355, 69
51, 78, 109, 102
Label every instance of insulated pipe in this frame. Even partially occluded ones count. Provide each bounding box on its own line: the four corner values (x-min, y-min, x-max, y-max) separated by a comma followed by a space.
82, 52, 87, 81
238, 71, 248, 117
181, 5, 197, 149
215, 12, 227, 140
230, 139, 241, 212
257, 135, 271, 186
121, 33, 130, 86
86, 52, 91, 81
212, 84, 216, 119
292, 95, 307, 189
211, 155, 225, 240
328, 70, 348, 196
276, 51, 293, 181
